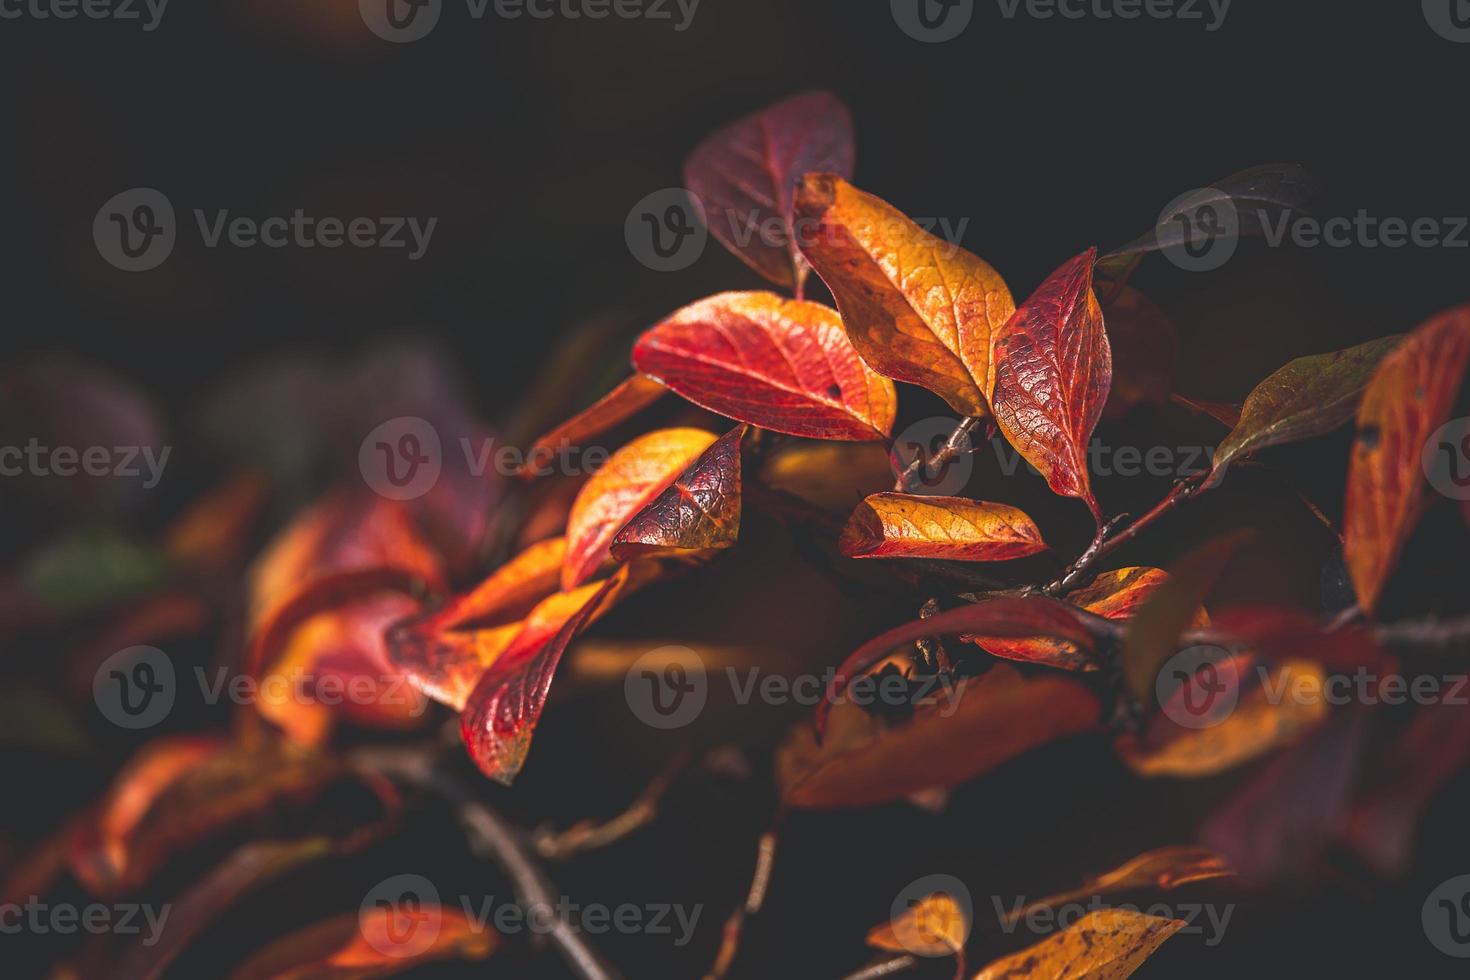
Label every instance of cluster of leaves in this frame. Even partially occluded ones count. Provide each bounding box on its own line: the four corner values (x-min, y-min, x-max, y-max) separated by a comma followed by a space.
6, 91, 1470, 978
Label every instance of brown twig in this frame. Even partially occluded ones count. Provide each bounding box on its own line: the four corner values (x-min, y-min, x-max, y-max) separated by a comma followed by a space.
705, 827, 780, 980
1040, 471, 1210, 596
838, 954, 922, 980
533, 751, 691, 860
353, 745, 622, 980
893, 416, 983, 493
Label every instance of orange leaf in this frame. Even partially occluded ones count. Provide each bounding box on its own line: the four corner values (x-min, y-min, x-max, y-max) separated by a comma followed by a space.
683, 90, 854, 291
1001, 846, 1233, 928
973, 908, 1185, 980
562, 427, 717, 589
991, 248, 1111, 522
1344, 304, 1470, 613
632, 292, 897, 441
163, 470, 270, 571
781, 665, 1098, 808
516, 375, 667, 480
968, 567, 1206, 671
612, 424, 745, 559
794, 174, 1015, 417
837, 492, 1046, 561
231, 907, 497, 979
1122, 530, 1253, 704
1117, 659, 1329, 778
867, 893, 967, 958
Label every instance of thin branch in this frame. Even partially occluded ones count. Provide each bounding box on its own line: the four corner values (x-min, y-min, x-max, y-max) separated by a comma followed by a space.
893, 416, 983, 493
838, 955, 921, 980
533, 751, 691, 861
704, 827, 780, 980
1042, 471, 1210, 596
353, 746, 622, 980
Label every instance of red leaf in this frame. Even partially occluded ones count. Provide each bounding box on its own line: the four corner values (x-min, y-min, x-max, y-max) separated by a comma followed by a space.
460, 572, 627, 784
782, 665, 1099, 808
516, 375, 667, 480
818, 597, 1099, 736
683, 91, 854, 291
632, 292, 897, 441
612, 424, 745, 559
1344, 305, 1470, 613
991, 248, 1112, 521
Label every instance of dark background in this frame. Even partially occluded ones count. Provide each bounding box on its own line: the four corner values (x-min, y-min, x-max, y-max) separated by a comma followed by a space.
3, 0, 1470, 977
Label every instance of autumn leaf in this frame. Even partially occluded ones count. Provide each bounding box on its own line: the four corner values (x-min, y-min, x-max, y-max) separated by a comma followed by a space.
974, 908, 1185, 980
517, 375, 667, 479
67, 737, 354, 898
163, 470, 270, 572
1117, 659, 1329, 777
1170, 393, 1242, 429
230, 907, 497, 979
819, 597, 1100, 735
1210, 335, 1403, 481
631, 292, 896, 440
1097, 163, 1322, 278
967, 567, 1207, 671
867, 893, 967, 958
461, 571, 631, 784
781, 665, 1099, 809
794, 174, 1015, 417
1102, 286, 1177, 420
838, 492, 1046, 562
1001, 846, 1233, 928
386, 537, 565, 709
562, 427, 717, 589
393, 560, 654, 712
991, 248, 1112, 521
1344, 305, 1470, 613
612, 424, 745, 559
684, 90, 854, 291
1121, 530, 1253, 704
1200, 704, 1373, 881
